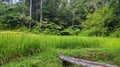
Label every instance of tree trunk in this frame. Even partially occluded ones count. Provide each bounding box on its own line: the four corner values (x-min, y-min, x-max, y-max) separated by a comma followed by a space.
59, 55, 118, 67
40, 0, 42, 22
72, 9, 75, 26
29, 0, 32, 30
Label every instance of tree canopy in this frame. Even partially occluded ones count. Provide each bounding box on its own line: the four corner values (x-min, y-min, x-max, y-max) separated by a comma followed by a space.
0, 0, 120, 37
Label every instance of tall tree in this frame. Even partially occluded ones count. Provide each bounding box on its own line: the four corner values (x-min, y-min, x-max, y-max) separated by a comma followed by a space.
29, 0, 32, 29
40, 0, 42, 22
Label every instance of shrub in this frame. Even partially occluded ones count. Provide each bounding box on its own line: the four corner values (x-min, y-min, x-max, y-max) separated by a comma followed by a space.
110, 28, 120, 37
59, 31, 72, 35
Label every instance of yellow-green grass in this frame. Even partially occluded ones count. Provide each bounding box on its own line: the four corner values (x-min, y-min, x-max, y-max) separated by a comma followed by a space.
0, 32, 120, 67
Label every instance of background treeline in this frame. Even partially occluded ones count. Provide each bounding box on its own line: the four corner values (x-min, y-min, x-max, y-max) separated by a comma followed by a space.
0, 0, 120, 37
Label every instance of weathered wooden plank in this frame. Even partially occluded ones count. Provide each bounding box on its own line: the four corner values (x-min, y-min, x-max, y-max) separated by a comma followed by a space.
58, 55, 118, 67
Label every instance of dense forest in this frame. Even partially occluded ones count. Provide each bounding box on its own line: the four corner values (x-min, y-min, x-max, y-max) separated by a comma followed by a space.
0, 0, 119, 37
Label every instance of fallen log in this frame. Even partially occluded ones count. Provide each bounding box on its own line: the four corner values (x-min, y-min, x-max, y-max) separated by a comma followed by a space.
58, 54, 118, 67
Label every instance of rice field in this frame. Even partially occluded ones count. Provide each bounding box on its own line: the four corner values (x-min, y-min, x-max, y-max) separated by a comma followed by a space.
0, 32, 120, 67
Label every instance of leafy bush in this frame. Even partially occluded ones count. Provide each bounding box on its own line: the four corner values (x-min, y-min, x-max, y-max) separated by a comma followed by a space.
59, 31, 72, 36
0, 13, 35, 30
0, 4, 36, 30
110, 28, 120, 37
81, 5, 117, 37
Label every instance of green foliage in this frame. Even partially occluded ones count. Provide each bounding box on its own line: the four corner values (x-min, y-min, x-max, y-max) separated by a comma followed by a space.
59, 26, 81, 36
82, 4, 117, 36
59, 30, 72, 36
0, 0, 120, 67
34, 22, 63, 35
0, 33, 120, 66
110, 28, 120, 37
24, 0, 120, 37
81, 1, 120, 37
0, 4, 36, 30
0, 0, 120, 37
114, 57, 120, 64
0, 13, 35, 30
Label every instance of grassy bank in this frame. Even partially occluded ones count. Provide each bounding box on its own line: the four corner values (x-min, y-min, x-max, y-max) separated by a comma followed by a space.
0, 32, 120, 67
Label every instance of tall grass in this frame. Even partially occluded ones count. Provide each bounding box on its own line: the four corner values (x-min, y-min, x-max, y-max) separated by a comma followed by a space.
0, 32, 120, 66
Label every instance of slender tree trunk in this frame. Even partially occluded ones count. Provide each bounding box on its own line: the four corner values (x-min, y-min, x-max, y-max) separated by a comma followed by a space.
72, 9, 75, 26
29, 0, 32, 30
30, 0, 32, 19
40, 0, 42, 22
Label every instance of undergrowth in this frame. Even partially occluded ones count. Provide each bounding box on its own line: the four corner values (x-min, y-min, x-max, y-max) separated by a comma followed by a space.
0, 32, 120, 67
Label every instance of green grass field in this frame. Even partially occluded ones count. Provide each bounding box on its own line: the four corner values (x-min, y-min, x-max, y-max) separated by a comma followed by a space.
0, 32, 120, 67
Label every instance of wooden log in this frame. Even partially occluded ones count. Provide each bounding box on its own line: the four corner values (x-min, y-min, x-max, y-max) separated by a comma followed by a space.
58, 54, 118, 67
